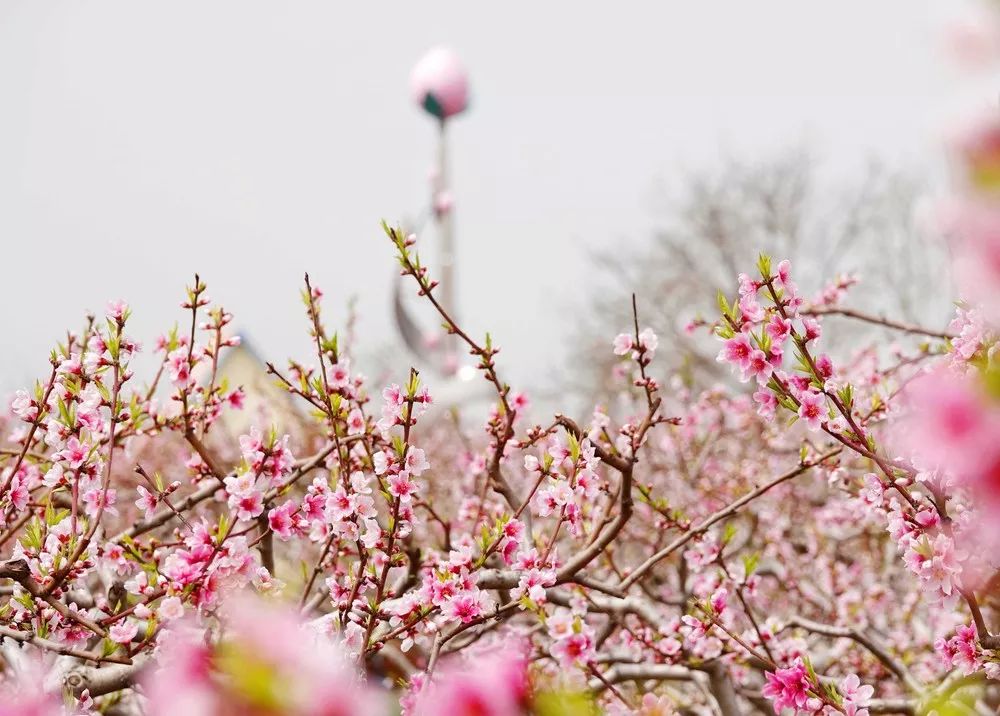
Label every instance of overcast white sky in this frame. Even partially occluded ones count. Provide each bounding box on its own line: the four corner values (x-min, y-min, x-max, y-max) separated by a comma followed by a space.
0, 1, 984, 398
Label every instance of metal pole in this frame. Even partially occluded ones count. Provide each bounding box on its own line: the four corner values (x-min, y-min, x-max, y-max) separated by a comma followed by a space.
436, 118, 457, 363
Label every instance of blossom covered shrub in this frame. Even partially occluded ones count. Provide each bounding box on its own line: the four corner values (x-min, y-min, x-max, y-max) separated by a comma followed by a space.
5, 39, 1000, 716
1, 196, 998, 715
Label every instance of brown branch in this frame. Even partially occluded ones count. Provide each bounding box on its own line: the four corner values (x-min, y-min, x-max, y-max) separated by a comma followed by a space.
620, 447, 842, 590
785, 615, 921, 690
64, 656, 149, 697
961, 590, 1000, 650
257, 514, 275, 574
802, 305, 954, 341
117, 442, 338, 543
0, 363, 58, 500
0, 559, 110, 639
0, 625, 130, 665
554, 397, 662, 584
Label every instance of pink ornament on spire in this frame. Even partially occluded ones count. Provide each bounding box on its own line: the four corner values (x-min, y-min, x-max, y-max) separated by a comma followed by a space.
410, 46, 469, 120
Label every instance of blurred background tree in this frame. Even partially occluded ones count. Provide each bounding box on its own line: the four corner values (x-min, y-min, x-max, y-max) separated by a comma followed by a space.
562, 149, 952, 402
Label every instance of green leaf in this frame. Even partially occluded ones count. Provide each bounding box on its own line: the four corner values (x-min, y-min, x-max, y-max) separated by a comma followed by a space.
715, 324, 735, 340
717, 290, 731, 318
721, 522, 737, 545
22, 517, 44, 551
567, 433, 580, 463
215, 643, 284, 710
757, 253, 772, 279
918, 679, 984, 716
803, 655, 818, 685
534, 690, 600, 716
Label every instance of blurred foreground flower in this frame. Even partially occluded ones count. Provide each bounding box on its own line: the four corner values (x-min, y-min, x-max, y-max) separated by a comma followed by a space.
143, 596, 382, 716
405, 644, 531, 716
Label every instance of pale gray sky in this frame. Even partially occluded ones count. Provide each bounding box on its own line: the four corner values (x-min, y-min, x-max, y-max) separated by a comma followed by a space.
0, 1, 978, 398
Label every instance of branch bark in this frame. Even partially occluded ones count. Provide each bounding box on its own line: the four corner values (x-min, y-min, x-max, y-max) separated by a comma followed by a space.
621, 447, 842, 590
64, 656, 149, 697
785, 615, 922, 691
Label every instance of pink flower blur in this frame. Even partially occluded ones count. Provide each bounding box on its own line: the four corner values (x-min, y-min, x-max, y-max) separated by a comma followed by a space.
409, 646, 529, 716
